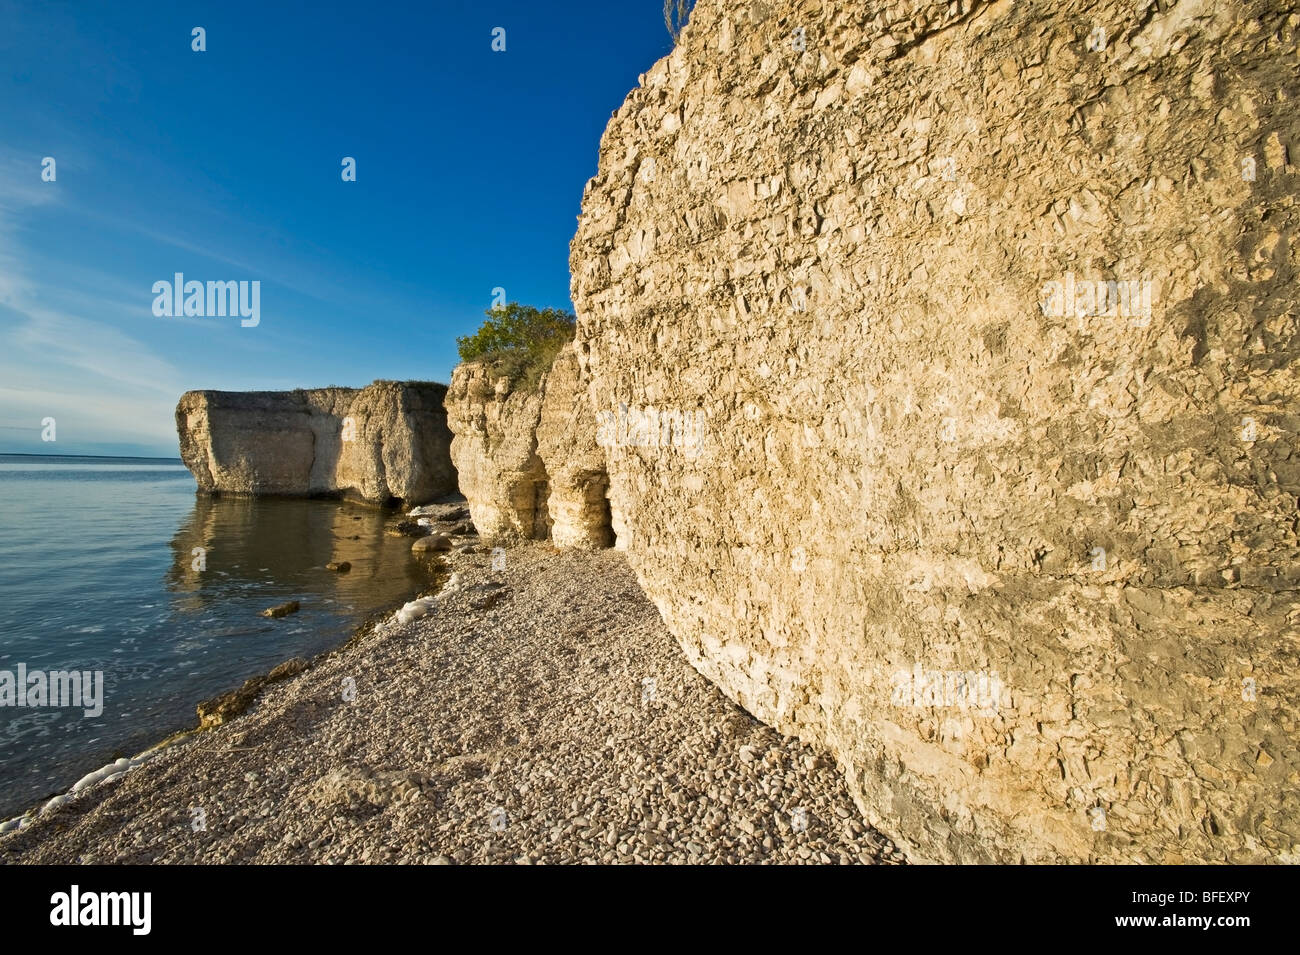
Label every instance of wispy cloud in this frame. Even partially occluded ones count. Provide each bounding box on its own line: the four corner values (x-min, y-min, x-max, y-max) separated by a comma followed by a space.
0, 146, 186, 452
8, 306, 185, 397
0, 152, 60, 306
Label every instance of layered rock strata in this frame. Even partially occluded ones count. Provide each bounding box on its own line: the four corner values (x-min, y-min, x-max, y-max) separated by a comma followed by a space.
445, 344, 614, 547
176, 381, 456, 505
570, 0, 1300, 862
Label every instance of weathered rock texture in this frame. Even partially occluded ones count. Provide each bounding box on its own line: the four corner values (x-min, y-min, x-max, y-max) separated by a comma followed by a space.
176, 381, 456, 505
445, 344, 614, 547
571, 0, 1300, 863
444, 367, 550, 540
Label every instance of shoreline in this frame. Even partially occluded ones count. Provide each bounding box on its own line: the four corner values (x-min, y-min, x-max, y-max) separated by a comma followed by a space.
1, 541, 905, 864
0, 498, 466, 835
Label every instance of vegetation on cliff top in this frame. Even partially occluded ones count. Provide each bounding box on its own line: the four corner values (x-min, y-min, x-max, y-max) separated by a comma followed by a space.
456, 302, 576, 391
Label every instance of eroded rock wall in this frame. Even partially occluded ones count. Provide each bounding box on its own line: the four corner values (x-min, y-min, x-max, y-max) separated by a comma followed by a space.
445, 344, 613, 546
571, 0, 1300, 862
176, 381, 456, 505
445, 365, 549, 540
538, 345, 615, 548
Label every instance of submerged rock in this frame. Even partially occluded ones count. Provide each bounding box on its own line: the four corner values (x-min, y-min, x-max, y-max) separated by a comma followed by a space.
261, 600, 300, 619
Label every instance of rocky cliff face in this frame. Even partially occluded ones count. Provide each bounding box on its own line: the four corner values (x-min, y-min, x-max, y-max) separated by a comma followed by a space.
176, 381, 457, 505
571, 0, 1300, 862
444, 368, 549, 540
445, 344, 614, 547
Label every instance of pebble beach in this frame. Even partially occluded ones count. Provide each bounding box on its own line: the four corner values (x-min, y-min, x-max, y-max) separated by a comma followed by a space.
0, 532, 905, 865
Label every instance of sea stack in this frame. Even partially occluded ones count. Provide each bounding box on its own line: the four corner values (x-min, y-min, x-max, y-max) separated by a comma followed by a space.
175, 380, 458, 505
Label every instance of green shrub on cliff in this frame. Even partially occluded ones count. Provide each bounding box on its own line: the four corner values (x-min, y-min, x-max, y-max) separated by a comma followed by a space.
456, 302, 576, 391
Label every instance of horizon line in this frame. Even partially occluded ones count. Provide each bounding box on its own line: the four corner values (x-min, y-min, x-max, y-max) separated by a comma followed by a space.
0, 451, 183, 461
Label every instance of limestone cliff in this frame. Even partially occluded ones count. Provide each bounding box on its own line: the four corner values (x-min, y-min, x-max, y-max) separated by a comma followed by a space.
571, 0, 1300, 862
445, 344, 614, 547
176, 381, 456, 505
537, 345, 617, 548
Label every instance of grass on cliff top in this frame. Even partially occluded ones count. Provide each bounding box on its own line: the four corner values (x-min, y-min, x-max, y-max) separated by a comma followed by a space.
456, 302, 575, 392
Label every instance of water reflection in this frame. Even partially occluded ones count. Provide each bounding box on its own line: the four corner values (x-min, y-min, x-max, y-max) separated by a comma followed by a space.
167, 494, 440, 623
1, 467, 445, 820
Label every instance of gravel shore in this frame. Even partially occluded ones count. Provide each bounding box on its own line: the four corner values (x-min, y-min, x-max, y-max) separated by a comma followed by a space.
1, 542, 905, 864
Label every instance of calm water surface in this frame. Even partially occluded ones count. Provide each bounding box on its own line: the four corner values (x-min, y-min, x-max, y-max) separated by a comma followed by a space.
0, 454, 436, 818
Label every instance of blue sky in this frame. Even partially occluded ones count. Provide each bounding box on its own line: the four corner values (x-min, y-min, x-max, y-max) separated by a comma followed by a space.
0, 0, 676, 456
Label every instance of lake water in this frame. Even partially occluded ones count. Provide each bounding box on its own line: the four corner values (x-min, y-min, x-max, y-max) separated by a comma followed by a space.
0, 454, 438, 819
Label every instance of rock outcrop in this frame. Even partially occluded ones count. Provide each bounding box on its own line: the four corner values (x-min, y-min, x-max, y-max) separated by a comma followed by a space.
445, 344, 614, 547
176, 381, 457, 505
537, 346, 617, 548
444, 367, 549, 540
571, 0, 1300, 862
